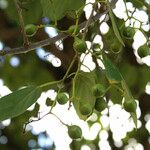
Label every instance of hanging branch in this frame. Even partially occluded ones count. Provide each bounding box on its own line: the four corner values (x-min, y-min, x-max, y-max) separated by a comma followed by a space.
0, 0, 118, 56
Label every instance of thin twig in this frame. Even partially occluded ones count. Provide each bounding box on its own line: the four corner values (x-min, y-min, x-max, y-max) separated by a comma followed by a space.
0, 0, 118, 56
23, 111, 68, 133
14, 0, 29, 47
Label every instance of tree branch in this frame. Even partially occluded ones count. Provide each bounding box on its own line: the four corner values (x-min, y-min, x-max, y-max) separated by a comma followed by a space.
0, 0, 118, 56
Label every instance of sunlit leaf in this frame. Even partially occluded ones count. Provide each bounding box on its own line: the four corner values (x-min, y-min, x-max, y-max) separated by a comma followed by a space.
108, 2, 125, 46
103, 55, 122, 84
72, 72, 96, 120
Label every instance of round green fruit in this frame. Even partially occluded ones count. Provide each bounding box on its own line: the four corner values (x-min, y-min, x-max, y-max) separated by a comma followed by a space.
68, 125, 82, 139
122, 27, 135, 39
94, 98, 107, 112
92, 84, 106, 97
56, 93, 68, 105
137, 44, 150, 58
25, 24, 37, 37
93, 43, 101, 50
46, 98, 55, 106
110, 41, 122, 53
73, 37, 87, 53
79, 103, 92, 116
123, 100, 137, 113
67, 25, 79, 35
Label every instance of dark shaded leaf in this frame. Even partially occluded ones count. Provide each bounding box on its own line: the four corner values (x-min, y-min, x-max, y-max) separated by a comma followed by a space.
41, 0, 84, 21
6, 0, 42, 24
0, 86, 42, 121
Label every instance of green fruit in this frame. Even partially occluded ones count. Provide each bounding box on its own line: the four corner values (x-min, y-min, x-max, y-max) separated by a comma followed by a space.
94, 98, 107, 112
25, 24, 37, 37
67, 25, 79, 35
56, 93, 68, 105
110, 41, 123, 53
68, 125, 82, 139
46, 98, 55, 106
123, 100, 137, 113
92, 84, 106, 97
79, 103, 92, 116
122, 27, 135, 39
73, 37, 87, 53
137, 44, 150, 58
93, 43, 101, 50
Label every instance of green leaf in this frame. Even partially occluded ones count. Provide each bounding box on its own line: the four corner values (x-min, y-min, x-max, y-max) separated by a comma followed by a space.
6, 0, 42, 24
109, 85, 123, 104
103, 55, 122, 84
0, 86, 42, 121
72, 72, 96, 120
121, 80, 132, 98
127, 0, 146, 8
107, 2, 125, 46
122, 81, 137, 128
102, 55, 137, 127
131, 112, 138, 128
40, 0, 84, 21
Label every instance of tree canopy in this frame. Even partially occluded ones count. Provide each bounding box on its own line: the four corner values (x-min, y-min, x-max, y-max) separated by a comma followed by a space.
0, 0, 150, 149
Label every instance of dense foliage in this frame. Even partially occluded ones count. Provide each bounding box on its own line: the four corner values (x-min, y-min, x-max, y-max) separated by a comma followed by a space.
0, 0, 150, 149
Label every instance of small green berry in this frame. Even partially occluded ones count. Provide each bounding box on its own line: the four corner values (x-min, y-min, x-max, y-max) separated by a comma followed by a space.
73, 37, 87, 53
25, 24, 37, 37
137, 44, 150, 58
68, 125, 82, 139
93, 43, 101, 50
67, 25, 79, 35
79, 103, 92, 116
110, 41, 122, 53
122, 27, 135, 39
94, 98, 107, 112
56, 93, 68, 105
92, 84, 106, 97
123, 100, 137, 113
46, 98, 55, 106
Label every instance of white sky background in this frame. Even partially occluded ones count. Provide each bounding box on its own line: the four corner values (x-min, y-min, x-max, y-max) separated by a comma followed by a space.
0, 0, 150, 150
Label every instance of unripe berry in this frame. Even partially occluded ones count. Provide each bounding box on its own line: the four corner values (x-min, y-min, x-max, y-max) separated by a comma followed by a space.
122, 27, 135, 39
94, 98, 107, 112
25, 24, 37, 37
67, 25, 79, 35
79, 103, 92, 116
73, 37, 87, 53
137, 44, 150, 58
92, 84, 106, 97
68, 125, 82, 139
56, 93, 68, 105
46, 98, 55, 106
123, 100, 137, 113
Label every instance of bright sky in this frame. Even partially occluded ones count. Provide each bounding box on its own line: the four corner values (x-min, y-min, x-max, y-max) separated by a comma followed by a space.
0, 0, 150, 149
